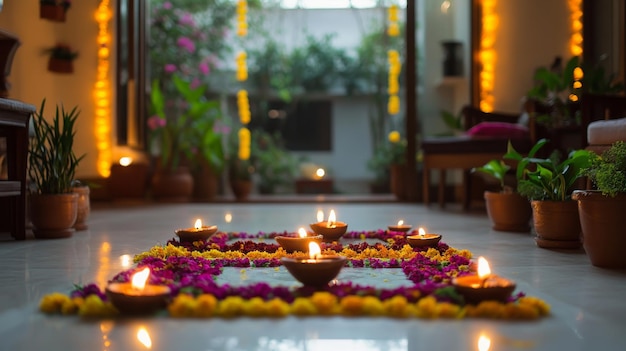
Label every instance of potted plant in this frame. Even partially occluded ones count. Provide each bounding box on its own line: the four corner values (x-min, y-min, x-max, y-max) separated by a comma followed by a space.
572, 141, 626, 268
505, 139, 592, 248
252, 130, 299, 194
227, 127, 254, 201
472, 158, 531, 232
45, 43, 78, 74
40, 1, 71, 22
28, 99, 85, 239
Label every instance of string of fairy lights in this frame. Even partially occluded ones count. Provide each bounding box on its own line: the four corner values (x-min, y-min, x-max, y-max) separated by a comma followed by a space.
235, 0, 251, 163
94, 0, 112, 177
387, 4, 401, 116
568, 0, 583, 102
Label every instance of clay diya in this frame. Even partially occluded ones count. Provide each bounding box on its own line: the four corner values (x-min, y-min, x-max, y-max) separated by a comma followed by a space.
388, 220, 412, 233
453, 257, 516, 304
309, 209, 348, 242
406, 227, 442, 248
275, 227, 324, 253
106, 267, 171, 314
281, 242, 346, 287
175, 219, 218, 243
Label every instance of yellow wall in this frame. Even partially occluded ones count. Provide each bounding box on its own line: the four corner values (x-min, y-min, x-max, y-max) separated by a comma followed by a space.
0, 0, 116, 178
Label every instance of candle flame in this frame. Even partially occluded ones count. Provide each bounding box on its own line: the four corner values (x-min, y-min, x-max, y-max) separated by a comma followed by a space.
119, 156, 133, 166
309, 242, 321, 259
317, 210, 324, 223
137, 327, 152, 349
418, 227, 426, 237
194, 219, 202, 229
225, 213, 232, 223
477, 256, 491, 278
298, 227, 307, 238
327, 210, 336, 227
315, 168, 325, 179
478, 334, 491, 351
119, 254, 132, 268
131, 267, 150, 291
397, 220, 404, 226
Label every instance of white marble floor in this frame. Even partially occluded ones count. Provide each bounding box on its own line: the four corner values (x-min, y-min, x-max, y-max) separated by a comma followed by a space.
1, 202, 625, 351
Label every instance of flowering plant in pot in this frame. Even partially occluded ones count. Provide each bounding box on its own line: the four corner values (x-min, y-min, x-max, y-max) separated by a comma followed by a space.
472, 157, 531, 232
505, 139, 592, 248
573, 141, 626, 268
44, 43, 78, 73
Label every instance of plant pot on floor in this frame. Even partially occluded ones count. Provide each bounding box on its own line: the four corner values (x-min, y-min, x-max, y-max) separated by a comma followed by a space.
484, 191, 531, 232
230, 179, 252, 201
30, 193, 78, 239
151, 166, 194, 203
531, 200, 582, 249
572, 190, 626, 269
72, 185, 90, 231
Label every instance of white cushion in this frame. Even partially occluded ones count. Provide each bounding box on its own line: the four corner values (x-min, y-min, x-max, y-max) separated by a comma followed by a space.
588, 117, 626, 145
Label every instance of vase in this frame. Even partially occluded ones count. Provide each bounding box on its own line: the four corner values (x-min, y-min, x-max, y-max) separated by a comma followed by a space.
48, 58, 73, 74
151, 166, 194, 203
230, 179, 252, 201
72, 185, 90, 231
40, 4, 66, 22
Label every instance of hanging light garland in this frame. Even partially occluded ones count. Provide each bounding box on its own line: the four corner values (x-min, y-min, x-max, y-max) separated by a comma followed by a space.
387, 4, 401, 116
94, 1, 112, 177
479, 0, 498, 112
235, 0, 250, 161
568, 0, 583, 102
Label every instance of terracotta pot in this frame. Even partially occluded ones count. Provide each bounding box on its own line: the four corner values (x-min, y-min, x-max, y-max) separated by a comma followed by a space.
151, 166, 193, 202
192, 162, 219, 202
30, 193, 78, 239
484, 191, 531, 232
572, 190, 626, 269
531, 200, 581, 249
72, 186, 90, 231
230, 179, 252, 201
108, 163, 149, 200
40, 4, 66, 22
390, 164, 421, 202
48, 58, 73, 74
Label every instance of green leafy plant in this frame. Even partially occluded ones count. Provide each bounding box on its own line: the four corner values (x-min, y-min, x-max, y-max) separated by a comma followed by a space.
148, 75, 225, 172
504, 139, 592, 201
439, 109, 463, 136
44, 43, 78, 61
584, 141, 626, 197
252, 130, 300, 193
29, 100, 85, 194
472, 159, 512, 193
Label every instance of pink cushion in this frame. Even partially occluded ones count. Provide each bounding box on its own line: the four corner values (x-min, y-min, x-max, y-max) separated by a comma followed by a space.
466, 122, 529, 139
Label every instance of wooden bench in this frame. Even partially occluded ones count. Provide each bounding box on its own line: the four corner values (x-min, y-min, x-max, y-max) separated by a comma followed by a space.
0, 98, 36, 240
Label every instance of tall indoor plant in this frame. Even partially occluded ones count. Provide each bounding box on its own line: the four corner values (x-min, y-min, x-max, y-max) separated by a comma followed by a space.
472, 158, 531, 232
505, 139, 591, 248
28, 100, 85, 239
573, 141, 626, 268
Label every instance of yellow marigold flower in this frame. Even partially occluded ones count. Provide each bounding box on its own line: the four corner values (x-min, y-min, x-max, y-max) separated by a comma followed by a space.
362, 296, 385, 316
467, 301, 506, 319
340, 295, 364, 316
517, 296, 550, 316
503, 302, 539, 320
168, 294, 197, 318
39, 293, 70, 314
78, 295, 118, 318
217, 296, 246, 318
195, 294, 218, 318
310, 292, 338, 315
265, 298, 290, 318
436, 301, 461, 319
61, 297, 82, 315
383, 295, 410, 318
244, 297, 268, 317
415, 296, 438, 318
291, 297, 317, 316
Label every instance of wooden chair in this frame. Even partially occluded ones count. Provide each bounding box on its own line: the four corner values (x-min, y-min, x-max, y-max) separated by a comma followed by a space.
421, 105, 536, 210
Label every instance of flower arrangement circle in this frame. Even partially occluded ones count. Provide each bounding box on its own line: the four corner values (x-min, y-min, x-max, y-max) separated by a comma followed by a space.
39, 229, 550, 320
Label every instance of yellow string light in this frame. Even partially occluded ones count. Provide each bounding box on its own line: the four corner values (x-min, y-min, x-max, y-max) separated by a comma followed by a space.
94, 1, 112, 177
235, 0, 250, 161
568, 0, 583, 98
479, 0, 498, 112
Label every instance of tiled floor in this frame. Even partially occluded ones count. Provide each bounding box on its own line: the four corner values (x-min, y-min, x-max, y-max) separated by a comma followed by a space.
1, 201, 625, 351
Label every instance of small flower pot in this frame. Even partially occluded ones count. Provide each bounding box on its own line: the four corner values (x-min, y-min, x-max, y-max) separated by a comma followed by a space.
40, 4, 66, 22
48, 58, 73, 74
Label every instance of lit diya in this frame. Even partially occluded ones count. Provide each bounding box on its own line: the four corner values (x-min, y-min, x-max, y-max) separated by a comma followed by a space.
281, 242, 346, 287
453, 256, 516, 304
406, 227, 442, 248
106, 267, 171, 314
309, 209, 348, 242
275, 227, 324, 253
175, 219, 218, 243
388, 220, 412, 233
